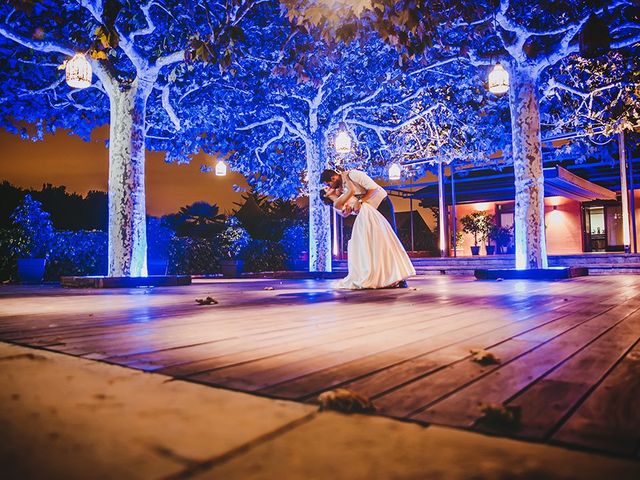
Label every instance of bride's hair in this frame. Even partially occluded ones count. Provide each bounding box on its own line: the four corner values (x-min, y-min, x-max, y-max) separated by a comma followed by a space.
319, 188, 334, 206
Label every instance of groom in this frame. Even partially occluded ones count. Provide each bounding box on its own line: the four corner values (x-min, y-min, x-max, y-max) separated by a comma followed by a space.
320, 168, 408, 288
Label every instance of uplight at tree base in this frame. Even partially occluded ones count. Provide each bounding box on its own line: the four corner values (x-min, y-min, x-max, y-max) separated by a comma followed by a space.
65, 53, 92, 89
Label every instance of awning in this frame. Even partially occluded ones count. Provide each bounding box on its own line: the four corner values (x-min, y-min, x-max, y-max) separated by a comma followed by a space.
405, 165, 617, 206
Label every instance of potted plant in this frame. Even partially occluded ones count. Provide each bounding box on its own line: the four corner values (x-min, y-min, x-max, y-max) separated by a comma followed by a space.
219, 217, 250, 277
461, 211, 490, 256
450, 231, 464, 256
484, 217, 498, 255
10, 195, 54, 283
494, 225, 513, 254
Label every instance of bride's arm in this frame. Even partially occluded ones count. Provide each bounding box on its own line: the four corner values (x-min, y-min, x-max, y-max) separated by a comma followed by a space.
333, 188, 354, 211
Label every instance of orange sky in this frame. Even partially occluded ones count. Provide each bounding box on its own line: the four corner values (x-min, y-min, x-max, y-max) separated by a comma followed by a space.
0, 127, 246, 216
0, 127, 431, 224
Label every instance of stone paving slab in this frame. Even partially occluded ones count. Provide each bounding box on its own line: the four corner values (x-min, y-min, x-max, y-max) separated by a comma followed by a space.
191, 413, 640, 480
0, 342, 314, 480
1, 341, 639, 480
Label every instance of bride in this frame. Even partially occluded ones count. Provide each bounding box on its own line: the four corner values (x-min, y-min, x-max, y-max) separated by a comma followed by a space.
322, 176, 415, 290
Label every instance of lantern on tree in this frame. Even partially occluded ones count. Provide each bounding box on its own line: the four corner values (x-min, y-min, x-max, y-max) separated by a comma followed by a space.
388, 163, 402, 180
215, 160, 227, 176
65, 53, 92, 89
488, 63, 509, 95
334, 123, 352, 154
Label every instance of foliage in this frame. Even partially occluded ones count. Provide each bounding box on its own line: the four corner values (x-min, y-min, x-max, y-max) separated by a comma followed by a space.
170, 202, 227, 238
0, 228, 107, 281
219, 217, 251, 259
0, 182, 108, 231
168, 237, 221, 275
239, 239, 288, 272
0, 228, 28, 281
490, 224, 513, 249
280, 223, 309, 264
233, 191, 307, 240
146, 216, 175, 260
9, 194, 54, 258
46, 230, 108, 279
460, 211, 491, 246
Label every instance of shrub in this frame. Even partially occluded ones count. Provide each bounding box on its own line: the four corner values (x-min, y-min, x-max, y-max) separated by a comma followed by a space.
219, 217, 251, 260
0, 228, 27, 281
9, 194, 54, 258
240, 239, 287, 273
46, 230, 108, 279
280, 223, 309, 266
168, 237, 221, 275
147, 216, 175, 261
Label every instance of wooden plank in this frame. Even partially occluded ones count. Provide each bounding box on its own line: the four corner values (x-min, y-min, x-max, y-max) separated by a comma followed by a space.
552, 340, 640, 456
409, 297, 640, 427
259, 296, 592, 400
505, 308, 640, 441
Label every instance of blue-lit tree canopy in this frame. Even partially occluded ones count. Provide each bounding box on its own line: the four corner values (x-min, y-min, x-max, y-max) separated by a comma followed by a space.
1, 0, 638, 275
0, 0, 269, 276
286, 0, 640, 269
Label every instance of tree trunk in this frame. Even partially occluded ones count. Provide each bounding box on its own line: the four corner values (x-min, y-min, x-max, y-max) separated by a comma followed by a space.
508, 66, 548, 269
306, 135, 331, 272
107, 78, 152, 277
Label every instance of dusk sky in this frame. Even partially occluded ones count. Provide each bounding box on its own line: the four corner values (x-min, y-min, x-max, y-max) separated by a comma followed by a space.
0, 127, 247, 216
0, 127, 424, 219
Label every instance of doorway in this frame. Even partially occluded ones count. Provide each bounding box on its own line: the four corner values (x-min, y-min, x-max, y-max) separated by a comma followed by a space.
582, 201, 624, 252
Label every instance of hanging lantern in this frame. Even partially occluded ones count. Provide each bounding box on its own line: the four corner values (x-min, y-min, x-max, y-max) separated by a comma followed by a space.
488, 63, 509, 95
65, 53, 92, 89
388, 163, 402, 181
335, 123, 352, 154
215, 160, 227, 176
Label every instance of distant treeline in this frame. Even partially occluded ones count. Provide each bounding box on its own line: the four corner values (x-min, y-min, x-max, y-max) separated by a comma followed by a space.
0, 181, 108, 231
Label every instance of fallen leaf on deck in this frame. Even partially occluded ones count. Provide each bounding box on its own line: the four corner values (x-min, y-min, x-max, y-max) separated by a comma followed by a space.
318, 388, 376, 414
470, 349, 501, 365
195, 296, 218, 305
478, 403, 521, 429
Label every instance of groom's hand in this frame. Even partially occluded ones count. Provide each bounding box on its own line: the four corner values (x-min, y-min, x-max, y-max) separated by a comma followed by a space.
343, 204, 353, 215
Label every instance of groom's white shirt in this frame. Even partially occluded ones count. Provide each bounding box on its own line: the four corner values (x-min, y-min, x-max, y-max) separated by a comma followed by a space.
342, 170, 387, 210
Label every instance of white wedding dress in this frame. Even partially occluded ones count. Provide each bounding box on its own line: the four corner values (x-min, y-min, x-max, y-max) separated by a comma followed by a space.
336, 202, 416, 289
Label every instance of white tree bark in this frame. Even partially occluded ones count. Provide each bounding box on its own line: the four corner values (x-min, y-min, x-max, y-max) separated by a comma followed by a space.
107, 77, 153, 277
306, 132, 331, 272
508, 65, 548, 269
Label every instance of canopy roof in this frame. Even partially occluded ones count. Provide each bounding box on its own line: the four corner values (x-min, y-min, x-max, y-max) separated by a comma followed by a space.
391, 161, 629, 206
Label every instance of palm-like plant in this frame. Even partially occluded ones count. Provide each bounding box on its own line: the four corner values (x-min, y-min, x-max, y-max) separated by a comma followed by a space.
176, 202, 226, 238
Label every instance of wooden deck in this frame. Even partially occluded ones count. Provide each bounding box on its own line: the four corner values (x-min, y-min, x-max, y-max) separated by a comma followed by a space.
1, 275, 639, 459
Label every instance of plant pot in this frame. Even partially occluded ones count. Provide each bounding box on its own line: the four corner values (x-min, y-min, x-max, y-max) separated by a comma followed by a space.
220, 259, 244, 277
506, 246, 516, 254
485, 245, 496, 255
148, 259, 168, 275
470, 246, 480, 256
17, 258, 46, 283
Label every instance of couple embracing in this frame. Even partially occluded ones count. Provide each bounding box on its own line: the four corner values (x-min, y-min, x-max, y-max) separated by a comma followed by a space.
320, 169, 415, 290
